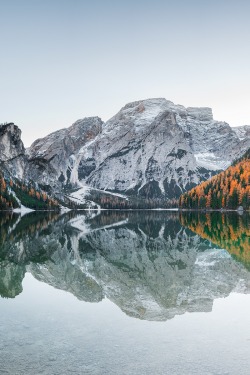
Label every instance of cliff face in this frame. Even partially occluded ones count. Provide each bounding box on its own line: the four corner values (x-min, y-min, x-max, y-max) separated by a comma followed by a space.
0, 123, 24, 161
26, 117, 103, 190
1, 98, 250, 200
0, 123, 26, 178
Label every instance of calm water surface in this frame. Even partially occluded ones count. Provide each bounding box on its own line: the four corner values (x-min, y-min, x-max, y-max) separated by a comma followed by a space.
0, 210, 250, 374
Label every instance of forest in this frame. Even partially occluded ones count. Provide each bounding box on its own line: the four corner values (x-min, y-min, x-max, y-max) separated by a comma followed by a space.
0, 173, 59, 210
179, 149, 250, 210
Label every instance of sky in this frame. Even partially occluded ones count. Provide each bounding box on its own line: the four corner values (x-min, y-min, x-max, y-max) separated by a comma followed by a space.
1, 0, 250, 146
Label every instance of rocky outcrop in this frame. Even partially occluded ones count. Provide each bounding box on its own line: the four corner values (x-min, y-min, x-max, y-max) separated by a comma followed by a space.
0, 123, 24, 160
26, 117, 103, 190
0, 123, 26, 178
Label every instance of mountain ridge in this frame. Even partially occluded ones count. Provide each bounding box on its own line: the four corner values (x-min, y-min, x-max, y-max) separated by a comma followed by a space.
1, 98, 250, 206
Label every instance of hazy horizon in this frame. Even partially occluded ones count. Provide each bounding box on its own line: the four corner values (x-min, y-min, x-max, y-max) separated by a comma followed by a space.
1, 0, 250, 146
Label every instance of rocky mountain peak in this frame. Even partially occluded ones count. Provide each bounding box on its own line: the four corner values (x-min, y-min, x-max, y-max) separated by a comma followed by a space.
105, 98, 170, 128
107, 99, 215, 135
68, 116, 103, 135
29, 116, 103, 160
26, 116, 104, 188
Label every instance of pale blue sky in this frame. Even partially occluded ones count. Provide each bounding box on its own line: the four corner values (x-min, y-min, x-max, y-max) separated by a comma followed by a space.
1, 0, 250, 146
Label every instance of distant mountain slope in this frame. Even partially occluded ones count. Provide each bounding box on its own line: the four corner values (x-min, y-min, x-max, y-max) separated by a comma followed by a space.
26, 117, 103, 192
179, 148, 250, 210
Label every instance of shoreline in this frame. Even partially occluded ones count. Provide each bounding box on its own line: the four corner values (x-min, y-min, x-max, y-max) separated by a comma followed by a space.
0, 207, 249, 213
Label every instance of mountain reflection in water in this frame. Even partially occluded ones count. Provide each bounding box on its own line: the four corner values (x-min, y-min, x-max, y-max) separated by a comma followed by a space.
0, 210, 250, 321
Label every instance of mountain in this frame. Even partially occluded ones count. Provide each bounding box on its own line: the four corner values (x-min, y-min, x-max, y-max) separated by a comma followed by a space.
179, 147, 250, 210
1, 99, 250, 205
25, 99, 250, 201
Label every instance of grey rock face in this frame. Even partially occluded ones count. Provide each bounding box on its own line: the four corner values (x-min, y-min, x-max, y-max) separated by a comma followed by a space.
0, 123, 26, 178
26, 117, 103, 189
232, 125, 250, 158
84, 100, 199, 197
0, 123, 24, 161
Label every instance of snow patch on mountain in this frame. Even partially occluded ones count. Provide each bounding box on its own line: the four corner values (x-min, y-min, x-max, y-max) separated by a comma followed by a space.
194, 152, 230, 171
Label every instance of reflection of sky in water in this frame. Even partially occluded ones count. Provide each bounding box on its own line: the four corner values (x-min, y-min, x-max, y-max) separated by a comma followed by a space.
0, 273, 250, 375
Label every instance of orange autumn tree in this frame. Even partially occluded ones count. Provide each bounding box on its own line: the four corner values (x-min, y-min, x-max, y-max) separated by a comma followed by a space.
0, 174, 18, 209
179, 148, 250, 210
0, 170, 59, 210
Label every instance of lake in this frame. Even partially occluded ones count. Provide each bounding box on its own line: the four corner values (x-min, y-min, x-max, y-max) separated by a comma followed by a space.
0, 210, 250, 374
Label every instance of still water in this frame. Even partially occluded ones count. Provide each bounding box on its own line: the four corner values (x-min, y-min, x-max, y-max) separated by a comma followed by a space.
0, 210, 250, 374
